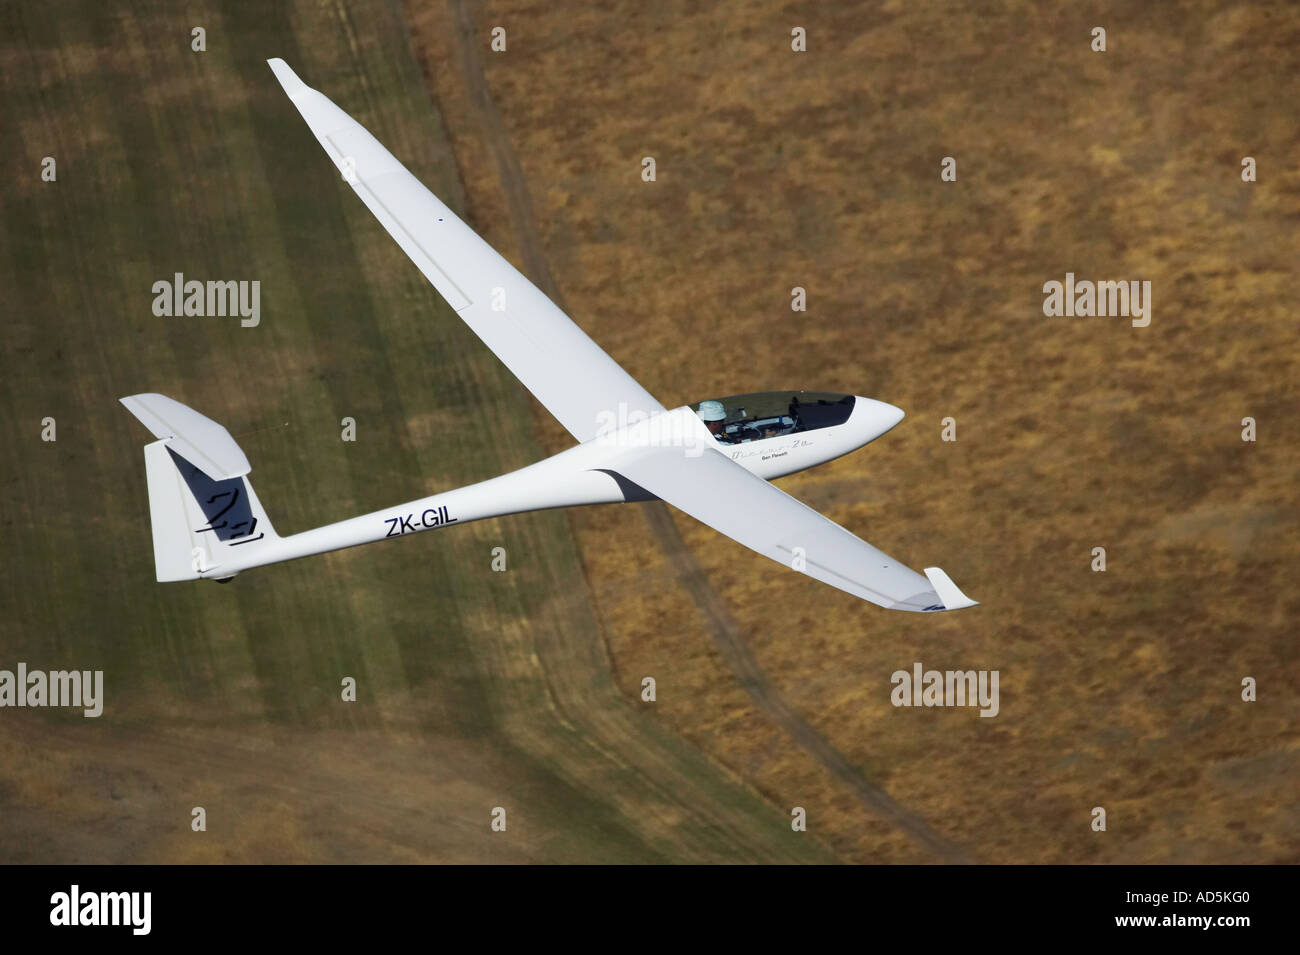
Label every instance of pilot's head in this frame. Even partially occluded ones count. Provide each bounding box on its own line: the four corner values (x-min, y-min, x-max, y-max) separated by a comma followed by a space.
697, 400, 727, 436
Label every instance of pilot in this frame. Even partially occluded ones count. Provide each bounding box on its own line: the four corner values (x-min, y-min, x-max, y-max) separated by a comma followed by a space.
697, 400, 729, 442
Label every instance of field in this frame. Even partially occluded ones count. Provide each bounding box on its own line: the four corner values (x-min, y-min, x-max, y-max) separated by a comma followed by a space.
410, 0, 1300, 863
2, 0, 1297, 863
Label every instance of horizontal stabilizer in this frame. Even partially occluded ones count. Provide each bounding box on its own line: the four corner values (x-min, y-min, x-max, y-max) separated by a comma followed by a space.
120, 393, 250, 480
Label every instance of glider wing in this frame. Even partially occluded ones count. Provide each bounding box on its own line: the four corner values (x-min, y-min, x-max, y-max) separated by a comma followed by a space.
605, 443, 977, 612
267, 58, 664, 442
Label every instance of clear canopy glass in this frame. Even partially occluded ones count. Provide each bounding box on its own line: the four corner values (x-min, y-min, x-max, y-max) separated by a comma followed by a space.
690, 391, 856, 444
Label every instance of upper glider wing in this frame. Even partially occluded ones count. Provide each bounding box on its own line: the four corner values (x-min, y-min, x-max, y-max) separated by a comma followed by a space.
267, 58, 664, 442
606, 444, 978, 612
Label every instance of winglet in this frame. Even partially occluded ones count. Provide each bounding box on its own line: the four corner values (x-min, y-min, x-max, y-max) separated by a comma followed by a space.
923, 567, 979, 611
267, 58, 309, 100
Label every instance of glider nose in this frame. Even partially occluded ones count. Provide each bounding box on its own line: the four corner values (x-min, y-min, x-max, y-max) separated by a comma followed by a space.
853, 397, 906, 444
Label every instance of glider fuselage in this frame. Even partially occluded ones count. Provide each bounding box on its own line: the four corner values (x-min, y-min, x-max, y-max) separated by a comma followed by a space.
207, 394, 903, 579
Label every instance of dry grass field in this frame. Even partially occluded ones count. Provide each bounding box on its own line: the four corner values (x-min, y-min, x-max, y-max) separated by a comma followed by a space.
411, 0, 1300, 862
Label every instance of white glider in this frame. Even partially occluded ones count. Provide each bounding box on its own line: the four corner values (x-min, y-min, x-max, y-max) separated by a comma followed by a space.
120, 59, 976, 613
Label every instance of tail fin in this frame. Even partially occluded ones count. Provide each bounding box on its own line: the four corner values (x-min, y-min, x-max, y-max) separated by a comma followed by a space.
122, 394, 278, 581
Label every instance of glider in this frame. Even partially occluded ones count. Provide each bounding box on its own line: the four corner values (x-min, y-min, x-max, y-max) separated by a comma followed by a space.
120, 59, 977, 613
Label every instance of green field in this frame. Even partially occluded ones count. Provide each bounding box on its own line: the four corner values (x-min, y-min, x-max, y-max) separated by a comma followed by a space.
0, 0, 831, 863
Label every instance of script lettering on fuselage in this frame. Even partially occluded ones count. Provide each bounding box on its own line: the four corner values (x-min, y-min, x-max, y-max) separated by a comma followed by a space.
729, 437, 813, 462
384, 504, 458, 538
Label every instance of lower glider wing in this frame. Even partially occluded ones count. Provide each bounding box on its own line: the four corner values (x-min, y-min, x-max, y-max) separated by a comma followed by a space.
606, 445, 977, 612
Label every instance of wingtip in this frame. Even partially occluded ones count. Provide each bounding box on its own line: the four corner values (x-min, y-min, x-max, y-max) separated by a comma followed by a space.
267, 57, 309, 98
923, 566, 979, 611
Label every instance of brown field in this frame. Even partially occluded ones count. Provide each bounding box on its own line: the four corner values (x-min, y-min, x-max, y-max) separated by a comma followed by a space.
411, 0, 1300, 862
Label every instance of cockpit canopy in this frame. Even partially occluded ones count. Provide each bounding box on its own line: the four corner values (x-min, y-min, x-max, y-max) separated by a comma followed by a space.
690, 391, 856, 444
